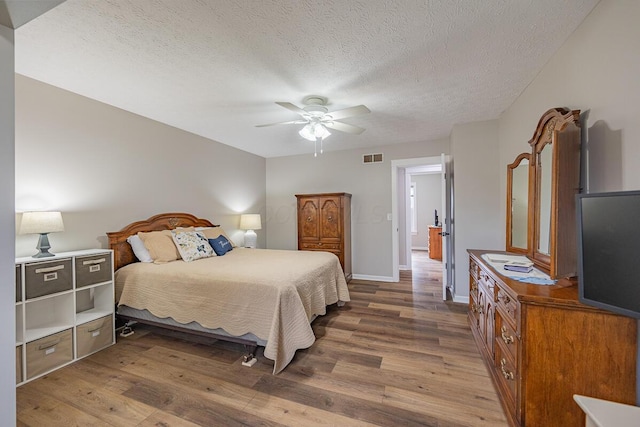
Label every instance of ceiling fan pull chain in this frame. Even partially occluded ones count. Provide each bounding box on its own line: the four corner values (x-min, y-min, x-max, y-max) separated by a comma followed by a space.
314, 138, 318, 157
320, 137, 324, 155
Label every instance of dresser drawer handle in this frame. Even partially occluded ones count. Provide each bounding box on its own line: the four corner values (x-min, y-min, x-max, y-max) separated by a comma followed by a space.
501, 326, 514, 344
500, 358, 514, 380
307, 217, 312, 222
318, 242, 323, 246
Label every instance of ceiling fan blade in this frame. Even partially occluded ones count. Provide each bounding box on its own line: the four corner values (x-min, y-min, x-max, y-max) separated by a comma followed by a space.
325, 105, 370, 120
324, 121, 366, 135
255, 120, 306, 127
275, 102, 307, 115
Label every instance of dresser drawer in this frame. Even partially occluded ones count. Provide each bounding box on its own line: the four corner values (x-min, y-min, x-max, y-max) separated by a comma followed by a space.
469, 288, 480, 328
16, 345, 22, 384
75, 254, 112, 288
300, 242, 341, 250
77, 315, 113, 358
494, 340, 518, 417
496, 311, 518, 362
25, 259, 73, 299
16, 264, 22, 302
479, 270, 497, 293
496, 285, 519, 327
26, 329, 73, 379
469, 258, 480, 280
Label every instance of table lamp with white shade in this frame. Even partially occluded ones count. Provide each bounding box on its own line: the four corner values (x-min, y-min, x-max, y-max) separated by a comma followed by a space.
19, 211, 65, 258
239, 214, 261, 248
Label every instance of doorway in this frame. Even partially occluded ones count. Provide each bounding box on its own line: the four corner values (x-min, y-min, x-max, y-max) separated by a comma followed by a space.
391, 155, 453, 299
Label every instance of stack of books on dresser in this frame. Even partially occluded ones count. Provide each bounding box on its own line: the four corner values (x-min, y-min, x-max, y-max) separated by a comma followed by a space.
485, 254, 535, 274
503, 259, 534, 273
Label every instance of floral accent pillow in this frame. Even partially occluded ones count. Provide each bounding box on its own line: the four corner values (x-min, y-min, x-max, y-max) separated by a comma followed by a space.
170, 231, 215, 262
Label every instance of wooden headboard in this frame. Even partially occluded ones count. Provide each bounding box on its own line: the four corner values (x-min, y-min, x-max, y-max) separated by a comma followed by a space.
106, 212, 216, 271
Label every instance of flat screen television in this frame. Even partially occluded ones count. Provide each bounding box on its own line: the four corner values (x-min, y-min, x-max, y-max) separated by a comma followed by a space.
577, 190, 640, 319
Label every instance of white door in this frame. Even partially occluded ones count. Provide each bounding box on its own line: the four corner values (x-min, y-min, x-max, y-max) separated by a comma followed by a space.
440, 153, 452, 300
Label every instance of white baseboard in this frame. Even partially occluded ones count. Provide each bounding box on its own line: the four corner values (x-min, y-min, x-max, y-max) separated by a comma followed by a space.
452, 294, 469, 304
412, 246, 429, 251
399, 264, 411, 271
351, 274, 396, 282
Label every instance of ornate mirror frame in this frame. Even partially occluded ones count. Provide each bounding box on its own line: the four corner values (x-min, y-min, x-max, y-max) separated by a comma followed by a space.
527, 107, 581, 279
506, 152, 531, 254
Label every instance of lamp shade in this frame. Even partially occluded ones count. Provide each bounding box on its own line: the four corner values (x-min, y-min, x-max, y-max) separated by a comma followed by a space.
239, 214, 262, 230
19, 211, 65, 234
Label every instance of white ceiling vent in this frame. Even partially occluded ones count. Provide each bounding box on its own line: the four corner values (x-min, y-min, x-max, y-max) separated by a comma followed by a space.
363, 153, 383, 164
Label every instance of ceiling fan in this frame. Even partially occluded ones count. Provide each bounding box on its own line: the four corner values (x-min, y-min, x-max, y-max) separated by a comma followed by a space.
256, 95, 370, 156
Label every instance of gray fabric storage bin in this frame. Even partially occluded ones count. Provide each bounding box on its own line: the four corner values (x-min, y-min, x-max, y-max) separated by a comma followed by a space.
16, 264, 21, 302
76, 315, 113, 358
26, 329, 73, 379
75, 254, 112, 288
25, 258, 72, 299
16, 345, 22, 384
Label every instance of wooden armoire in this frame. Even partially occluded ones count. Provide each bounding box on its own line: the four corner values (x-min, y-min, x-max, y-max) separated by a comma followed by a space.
295, 193, 352, 281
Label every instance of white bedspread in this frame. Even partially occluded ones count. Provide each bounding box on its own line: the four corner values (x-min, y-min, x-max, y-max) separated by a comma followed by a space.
115, 248, 350, 373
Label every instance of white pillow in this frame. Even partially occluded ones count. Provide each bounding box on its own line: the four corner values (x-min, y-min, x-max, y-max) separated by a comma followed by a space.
126, 235, 153, 263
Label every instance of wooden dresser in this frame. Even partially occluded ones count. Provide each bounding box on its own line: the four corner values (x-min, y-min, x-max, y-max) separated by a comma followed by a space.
428, 226, 442, 260
468, 250, 637, 427
296, 192, 351, 281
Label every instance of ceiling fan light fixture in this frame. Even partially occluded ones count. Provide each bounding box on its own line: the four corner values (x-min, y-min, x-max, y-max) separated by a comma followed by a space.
299, 122, 330, 141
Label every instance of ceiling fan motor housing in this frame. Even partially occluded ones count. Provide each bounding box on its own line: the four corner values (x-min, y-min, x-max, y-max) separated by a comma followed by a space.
302, 95, 328, 117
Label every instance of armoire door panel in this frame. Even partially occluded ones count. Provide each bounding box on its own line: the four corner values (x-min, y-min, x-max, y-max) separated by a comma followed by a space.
299, 199, 320, 240
319, 198, 341, 241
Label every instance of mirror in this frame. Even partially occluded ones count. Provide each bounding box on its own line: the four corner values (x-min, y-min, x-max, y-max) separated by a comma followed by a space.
527, 107, 581, 279
505, 108, 581, 279
506, 153, 530, 253
536, 143, 553, 256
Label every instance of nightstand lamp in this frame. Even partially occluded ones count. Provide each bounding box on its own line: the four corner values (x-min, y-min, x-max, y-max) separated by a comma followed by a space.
239, 214, 261, 248
19, 211, 65, 258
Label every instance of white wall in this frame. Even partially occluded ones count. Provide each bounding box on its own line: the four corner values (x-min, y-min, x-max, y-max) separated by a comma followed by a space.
0, 22, 16, 425
451, 119, 502, 301
266, 139, 449, 280
15, 75, 267, 257
499, 0, 640, 225
410, 173, 442, 249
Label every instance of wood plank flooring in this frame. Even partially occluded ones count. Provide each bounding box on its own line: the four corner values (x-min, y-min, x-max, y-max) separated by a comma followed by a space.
17, 251, 508, 426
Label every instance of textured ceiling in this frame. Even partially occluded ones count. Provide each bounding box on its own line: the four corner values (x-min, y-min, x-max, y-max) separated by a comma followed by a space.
15, 0, 599, 158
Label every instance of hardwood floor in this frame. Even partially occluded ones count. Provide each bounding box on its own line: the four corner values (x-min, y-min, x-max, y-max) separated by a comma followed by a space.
17, 251, 508, 426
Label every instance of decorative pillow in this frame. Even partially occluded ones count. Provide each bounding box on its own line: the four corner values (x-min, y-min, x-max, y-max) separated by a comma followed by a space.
197, 226, 236, 247
171, 231, 215, 262
208, 235, 233, 256
138, 230, 181, 263
126, 235, 153, 263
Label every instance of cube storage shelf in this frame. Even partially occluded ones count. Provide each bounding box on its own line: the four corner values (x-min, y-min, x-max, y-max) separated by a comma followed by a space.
15, 249, 115, 385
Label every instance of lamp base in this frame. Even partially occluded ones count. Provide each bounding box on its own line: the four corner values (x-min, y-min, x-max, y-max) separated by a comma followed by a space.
244, 230, 257, 248
33, 233, 55, 258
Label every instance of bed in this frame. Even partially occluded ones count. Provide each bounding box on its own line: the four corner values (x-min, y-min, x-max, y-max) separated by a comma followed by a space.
107, 212, 350, 374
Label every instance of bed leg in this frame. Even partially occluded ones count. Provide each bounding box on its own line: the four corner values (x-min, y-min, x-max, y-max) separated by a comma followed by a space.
241, 345, 258, 367
120, 321, 135, 338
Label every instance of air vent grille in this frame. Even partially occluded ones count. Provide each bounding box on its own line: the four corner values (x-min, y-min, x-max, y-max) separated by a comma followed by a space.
363, 153, 383, 164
